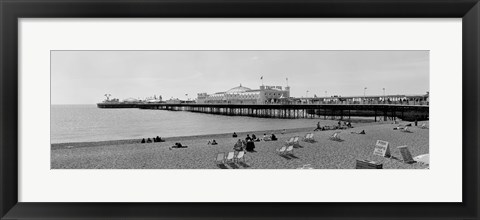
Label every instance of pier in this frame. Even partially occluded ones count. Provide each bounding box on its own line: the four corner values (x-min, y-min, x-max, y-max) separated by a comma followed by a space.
125, 103, 429, 121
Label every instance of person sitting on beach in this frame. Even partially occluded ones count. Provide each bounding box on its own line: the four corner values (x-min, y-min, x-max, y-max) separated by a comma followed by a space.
314, 122, 321, 131
359, 130, 366, 134
233, 139, 244, 151
141, 138, 146, 143
155, 136, 164, 142
211, 140, 218, 145
252, 134, 257, 140
232, 132, 238, 138
147, 138, 152, 143
153, 137, 157, 143
263, 133, 271, 141
245, 139, 256, 152
271, 134, 277, 141
245, 134, 252, 141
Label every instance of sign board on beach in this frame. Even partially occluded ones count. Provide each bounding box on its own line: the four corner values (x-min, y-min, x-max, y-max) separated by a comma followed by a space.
373, 140, 391, 157
397, 145, 415, 164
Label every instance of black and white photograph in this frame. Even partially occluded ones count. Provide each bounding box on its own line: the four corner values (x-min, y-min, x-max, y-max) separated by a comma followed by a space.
51, 50, 429, 169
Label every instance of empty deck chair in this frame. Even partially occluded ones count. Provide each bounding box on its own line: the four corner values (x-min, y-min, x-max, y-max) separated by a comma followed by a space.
225, 152, 235, 163
303, 133, 311, 141
285, 145, 294, 155
215, 153, 226, 165
285, 137, 295, 145
304, 133, 315, 142
235, 151, 245, 163
401, 127, 412, 133
292, 136, 301, 147
420, 123, 428, 129
277, 146, 287, 154
329, 132, 341, 141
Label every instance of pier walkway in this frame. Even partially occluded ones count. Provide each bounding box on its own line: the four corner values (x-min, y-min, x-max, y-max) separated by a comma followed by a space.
97, 103, 429, 121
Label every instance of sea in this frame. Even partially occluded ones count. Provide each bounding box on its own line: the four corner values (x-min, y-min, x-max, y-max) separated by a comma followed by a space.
51, 105, 326, 144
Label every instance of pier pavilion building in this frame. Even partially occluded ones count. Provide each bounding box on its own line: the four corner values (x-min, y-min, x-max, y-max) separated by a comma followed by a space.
197, 84, 290, 104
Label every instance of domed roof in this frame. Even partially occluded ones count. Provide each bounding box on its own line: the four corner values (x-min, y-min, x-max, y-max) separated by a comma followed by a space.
123, 98, 139, 102
226, 84, 251, 94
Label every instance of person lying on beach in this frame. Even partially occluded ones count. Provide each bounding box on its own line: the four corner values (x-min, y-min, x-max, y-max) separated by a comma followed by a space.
232, 132, 238, 138
170, 142, 188, 149
141, 138, 146, 143
271, 134, 278, 141
350, 130, 366, 134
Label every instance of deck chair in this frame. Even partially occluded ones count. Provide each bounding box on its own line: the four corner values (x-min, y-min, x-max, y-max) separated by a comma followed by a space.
285, 145, 294, 155
305, 133, 315, 142
292, 136, 301, 147
235, 151, 245, 163
401, 127, 411, 133
225, 152, 235, 163
329, 132, 341, 141
286, 137, 295, 145
215, 153, 225, 165
303, 133, 311, 142
277, 146, 287, 154
420, 123, 428, 129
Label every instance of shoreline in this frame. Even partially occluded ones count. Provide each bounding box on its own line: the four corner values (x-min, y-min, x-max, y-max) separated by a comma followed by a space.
51, 119, 395, 150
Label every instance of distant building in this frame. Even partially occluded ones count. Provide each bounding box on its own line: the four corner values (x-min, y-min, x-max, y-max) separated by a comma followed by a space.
166, 98, 182, 104
197, 84, 290, 104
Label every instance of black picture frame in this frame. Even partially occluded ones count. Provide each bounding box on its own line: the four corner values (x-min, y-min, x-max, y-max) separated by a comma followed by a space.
1, 0, 479, 219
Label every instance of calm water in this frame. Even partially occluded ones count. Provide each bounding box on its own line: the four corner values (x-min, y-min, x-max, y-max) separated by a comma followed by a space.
51, 105, 325, 143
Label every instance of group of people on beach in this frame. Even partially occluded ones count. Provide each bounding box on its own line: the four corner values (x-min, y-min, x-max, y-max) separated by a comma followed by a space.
232, 132, 278, 141
141, 136, 164, 143
314, 121, 353, 131
231, 132, 280, 153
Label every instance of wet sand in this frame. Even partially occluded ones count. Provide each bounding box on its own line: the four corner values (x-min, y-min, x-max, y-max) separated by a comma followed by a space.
51, 121, 429, 169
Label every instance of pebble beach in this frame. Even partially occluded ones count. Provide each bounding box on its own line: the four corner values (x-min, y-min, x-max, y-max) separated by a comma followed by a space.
51, 120, 429, 169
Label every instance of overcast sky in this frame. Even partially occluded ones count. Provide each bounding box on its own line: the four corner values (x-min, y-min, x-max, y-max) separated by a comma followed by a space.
51, 50, 429, 104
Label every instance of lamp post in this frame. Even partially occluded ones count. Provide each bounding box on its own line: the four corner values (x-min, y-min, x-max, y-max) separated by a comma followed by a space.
364, 87, 367, 103
383, 88, 385, 104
